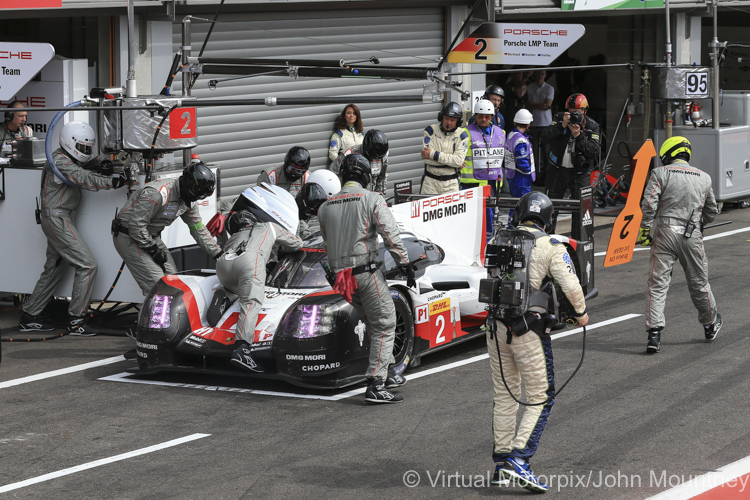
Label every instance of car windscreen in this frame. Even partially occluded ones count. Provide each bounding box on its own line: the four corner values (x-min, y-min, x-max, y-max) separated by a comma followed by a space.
266, 249, 330, 289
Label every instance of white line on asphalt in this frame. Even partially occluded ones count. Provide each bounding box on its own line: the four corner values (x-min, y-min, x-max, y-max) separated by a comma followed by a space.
644, 454, 750, 499
0, 433, 210, 494
594, 226, 750, 257
99, 314, 641, 401
0, 356, 126, 390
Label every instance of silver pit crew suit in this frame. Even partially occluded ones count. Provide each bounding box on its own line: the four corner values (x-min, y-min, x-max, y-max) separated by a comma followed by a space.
113, 162, 222, 295
257, 146, 311, 198
318, 154, 413, 404
218, 199, 304, 373
488, 192, 588, 492
20, 121, 130, 335
421, 102, 469, 195
329, 129, 389, 194
638, 136, 721, 353
296, 170, 340, 240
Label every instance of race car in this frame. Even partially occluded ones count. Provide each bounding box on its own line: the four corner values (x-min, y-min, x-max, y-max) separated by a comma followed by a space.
133, 187, 595, 389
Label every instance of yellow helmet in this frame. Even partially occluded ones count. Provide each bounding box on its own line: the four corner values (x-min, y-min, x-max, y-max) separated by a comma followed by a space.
659, 136, 691, 165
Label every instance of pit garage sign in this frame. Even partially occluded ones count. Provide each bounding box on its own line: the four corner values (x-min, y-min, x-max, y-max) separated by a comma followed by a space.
0, 43, 55, 101
447, 23, 585, 66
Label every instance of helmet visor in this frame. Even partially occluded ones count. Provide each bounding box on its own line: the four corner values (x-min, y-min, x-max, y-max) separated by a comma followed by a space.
75, 143, 93, 156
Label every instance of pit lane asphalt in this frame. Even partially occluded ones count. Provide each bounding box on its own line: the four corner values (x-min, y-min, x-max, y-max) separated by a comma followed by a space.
1, 206, 749, 500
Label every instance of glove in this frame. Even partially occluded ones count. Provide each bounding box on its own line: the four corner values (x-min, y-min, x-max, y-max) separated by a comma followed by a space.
144, 244, 168, 267
112, 169, 131, 189
100, 160, 114, 176
636, 227, 653, 246
206, 213, 226, 237
333, 268, 359, 303
400, 264, 416, 288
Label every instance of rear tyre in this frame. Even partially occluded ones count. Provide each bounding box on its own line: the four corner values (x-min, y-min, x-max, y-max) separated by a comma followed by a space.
390, 289, 414, 375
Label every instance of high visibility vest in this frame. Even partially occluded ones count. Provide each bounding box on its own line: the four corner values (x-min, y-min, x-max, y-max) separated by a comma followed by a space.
461, 124, 506, 186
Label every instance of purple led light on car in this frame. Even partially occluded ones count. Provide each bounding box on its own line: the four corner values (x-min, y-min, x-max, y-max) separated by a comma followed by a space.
307, 304, 318, 338
149, 294, 172, 329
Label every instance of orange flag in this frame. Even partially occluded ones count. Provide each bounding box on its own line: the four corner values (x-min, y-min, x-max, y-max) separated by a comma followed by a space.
603, 140, 656, 267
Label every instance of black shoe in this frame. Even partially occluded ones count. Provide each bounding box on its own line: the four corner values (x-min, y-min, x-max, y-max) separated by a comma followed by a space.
704, 313, 722, 341
646, 328, 661, 353
230, 341, 264, 373
385, 366, 407, 389
19, 312, 56, 332
67, 316, 98, 336
364, 378, 403, 404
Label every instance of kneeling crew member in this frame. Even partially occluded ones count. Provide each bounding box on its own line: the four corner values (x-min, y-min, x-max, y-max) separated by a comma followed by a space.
218, 193, 306, 372
257, 146, 311, 197
420, 102, 469, 195
488, 192, 589, 492
637, 136, 721, 353
113, 162, 222, 298
19, 121, 130, 336
318, 154, 415, 404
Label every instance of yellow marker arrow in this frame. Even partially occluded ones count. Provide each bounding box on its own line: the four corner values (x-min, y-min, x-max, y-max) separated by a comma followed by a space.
604, 140, 656, 267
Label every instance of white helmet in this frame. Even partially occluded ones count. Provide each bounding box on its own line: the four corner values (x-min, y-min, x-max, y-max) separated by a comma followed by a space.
474, 99, 495, 116
232, 182, 299, 235
307, 169, 342, 198
513, 109, 534, 125
59, 121, 95, 163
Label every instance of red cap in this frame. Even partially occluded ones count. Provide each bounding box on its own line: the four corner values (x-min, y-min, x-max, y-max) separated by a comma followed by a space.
191, 153, 200, 160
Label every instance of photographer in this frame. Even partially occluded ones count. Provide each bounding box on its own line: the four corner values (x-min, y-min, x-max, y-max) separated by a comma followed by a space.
541, 93, 601, 233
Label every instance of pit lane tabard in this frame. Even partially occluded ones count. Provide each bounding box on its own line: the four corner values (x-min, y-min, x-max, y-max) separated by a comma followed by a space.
604, 140, 656, 267
447, 23, 585, 66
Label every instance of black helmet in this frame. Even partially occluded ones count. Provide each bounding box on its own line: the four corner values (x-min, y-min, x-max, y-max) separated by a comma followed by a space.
515, 192, 555, 232
484, 84, 505, 99
361, 130, 388, 161
341, 154, 372, 188
226, 209, 258, 235
179, 162, 215, 204
295, 182, 328, 219
283, 146, 311, 181
437, 101, 463, 128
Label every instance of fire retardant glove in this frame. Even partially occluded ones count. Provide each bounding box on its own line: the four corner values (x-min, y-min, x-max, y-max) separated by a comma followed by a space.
111, 169, 131, 189
99, 160, 114, 176
144, 243, 168, 267
636, 227, 652, 246
206, 213, 226, 237
400, 264, 416, 288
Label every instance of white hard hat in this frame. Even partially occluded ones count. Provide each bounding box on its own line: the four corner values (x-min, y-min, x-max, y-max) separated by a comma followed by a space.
473, 99, 495, 116
307, 169, 342, 198
235, 182, 299, 235
59, 121, 95, 163
514, 109, 534, 125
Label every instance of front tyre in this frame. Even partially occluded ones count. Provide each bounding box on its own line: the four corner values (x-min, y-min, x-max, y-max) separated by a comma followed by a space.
390, 288, 414, 375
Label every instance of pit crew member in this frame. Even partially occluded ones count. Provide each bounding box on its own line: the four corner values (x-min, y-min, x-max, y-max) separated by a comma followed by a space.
257, 146, 311, 197
297, 169, 341, 240
19, 121, 130, 336
468, 85, 506, 130
637, 136, 721, 353
113, 161, 222, 304
218, 193, 304, 372
489, 192, 589, 492
504, 109, 535, 199
420, 102, 469, 195
542, 93, 601, 236
329, 129, 389, 194
1, 101, 33, 157
318, 154, 414, 404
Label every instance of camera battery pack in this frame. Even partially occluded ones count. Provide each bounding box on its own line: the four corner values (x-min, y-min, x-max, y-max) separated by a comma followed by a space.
478, 278, 500, 304
500, 280, 523, 306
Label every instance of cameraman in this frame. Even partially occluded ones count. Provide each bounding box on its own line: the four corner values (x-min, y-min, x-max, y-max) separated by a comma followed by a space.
541, 93, 601, 234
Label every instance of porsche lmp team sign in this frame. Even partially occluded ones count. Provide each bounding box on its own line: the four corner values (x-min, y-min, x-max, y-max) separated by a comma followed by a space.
0, 42, 56, 101
447, 23, 586, 66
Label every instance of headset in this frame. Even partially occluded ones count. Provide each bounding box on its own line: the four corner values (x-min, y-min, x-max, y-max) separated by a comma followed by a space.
4, 101, 23, 122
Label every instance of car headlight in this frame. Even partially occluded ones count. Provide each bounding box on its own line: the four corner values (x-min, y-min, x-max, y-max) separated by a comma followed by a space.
145, 294, 173, 329
280, 303, 339, 339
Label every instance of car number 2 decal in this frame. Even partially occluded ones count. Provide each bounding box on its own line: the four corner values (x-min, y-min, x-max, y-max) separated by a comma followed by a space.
435, 315, 446, 344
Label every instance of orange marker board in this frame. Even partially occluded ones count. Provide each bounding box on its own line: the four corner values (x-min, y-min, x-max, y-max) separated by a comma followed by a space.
603, 140, 656, 267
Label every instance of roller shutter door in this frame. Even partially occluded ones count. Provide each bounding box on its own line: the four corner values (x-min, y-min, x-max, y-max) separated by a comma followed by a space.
170, 7, 444, 197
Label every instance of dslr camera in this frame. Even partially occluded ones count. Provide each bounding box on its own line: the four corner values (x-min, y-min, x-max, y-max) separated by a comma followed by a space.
569, 110, 583, 126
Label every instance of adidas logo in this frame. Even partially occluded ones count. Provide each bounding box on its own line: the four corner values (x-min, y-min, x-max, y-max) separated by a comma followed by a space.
582, 210, 593, 226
